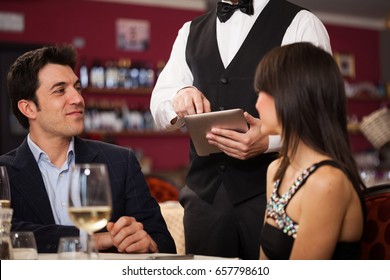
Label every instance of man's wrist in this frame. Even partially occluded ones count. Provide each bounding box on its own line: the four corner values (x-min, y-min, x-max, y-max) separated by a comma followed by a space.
177, 85, 197, 94
266, 135, 281, 153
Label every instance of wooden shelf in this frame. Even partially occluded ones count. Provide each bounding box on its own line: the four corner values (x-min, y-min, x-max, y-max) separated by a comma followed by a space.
348, 96, 389, 102
83, 130, 188, 138
79, 88, 189, 172
82, 87, 152, 95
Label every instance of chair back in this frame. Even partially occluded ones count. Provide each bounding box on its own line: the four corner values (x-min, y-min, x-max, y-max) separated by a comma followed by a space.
145, 175, 184, 254
159, 201, 185, 254
145, 175, 179, 202
360, 184, 390, 259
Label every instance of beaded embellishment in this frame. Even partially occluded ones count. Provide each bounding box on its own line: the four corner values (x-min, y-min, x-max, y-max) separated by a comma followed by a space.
266, 164, 317, 239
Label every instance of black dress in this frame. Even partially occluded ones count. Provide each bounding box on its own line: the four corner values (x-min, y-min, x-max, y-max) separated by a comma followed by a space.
260, 160, 364, 260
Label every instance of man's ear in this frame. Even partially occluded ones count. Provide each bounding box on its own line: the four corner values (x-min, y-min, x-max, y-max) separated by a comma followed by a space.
17, 99, 37, 120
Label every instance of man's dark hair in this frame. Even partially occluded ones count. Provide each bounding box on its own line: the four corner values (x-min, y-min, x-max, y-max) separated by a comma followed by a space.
7, 44, 77, 129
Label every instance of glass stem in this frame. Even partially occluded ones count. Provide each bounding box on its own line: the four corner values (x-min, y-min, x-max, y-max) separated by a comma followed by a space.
86, 233, 98, 259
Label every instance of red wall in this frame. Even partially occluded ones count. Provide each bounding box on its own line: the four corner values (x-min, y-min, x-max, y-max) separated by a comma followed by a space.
325, 24, 382, 152
1, 3, 381, 83
1, 0, 202, 172
326, 24, 381, 83
0, 1, 383, 166
0, 1, 202, 65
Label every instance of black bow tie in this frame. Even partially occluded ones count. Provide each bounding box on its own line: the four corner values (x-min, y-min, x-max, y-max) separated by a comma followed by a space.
217, 0, 254, 23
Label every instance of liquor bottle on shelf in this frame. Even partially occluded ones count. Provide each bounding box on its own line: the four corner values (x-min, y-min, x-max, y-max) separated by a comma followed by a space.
89, 60, 105, 89
118, 59, 131, 89
129, 66, 140, 89
128, 104, 144, 131
146, 67, 155, 88
105, 60, 119, 89
79, 59, 89, 88
139, 66, 148, 88
142, 62, 155, 88
143, 106, 155, 130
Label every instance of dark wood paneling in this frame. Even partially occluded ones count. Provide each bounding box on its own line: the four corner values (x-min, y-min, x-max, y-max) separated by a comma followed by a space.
0, 42, 42, 154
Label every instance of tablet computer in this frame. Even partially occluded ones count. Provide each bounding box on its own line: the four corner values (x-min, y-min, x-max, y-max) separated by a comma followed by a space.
184, 109, 248, 156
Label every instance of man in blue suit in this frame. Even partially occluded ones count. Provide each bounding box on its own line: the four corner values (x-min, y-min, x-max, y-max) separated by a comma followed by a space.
0, 45, 176, 254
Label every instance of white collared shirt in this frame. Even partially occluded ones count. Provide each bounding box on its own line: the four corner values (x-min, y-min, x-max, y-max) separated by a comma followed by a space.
150, 0, 331, 152
27, 134, 75, 225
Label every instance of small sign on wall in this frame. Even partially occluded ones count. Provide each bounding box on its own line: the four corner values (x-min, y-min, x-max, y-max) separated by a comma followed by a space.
116, 18, 150, 51
334, 52, 356, 79
0, 12, 24, 32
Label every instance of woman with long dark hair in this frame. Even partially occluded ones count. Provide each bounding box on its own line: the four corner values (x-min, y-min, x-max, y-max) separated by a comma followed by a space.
255, 42, 365, 259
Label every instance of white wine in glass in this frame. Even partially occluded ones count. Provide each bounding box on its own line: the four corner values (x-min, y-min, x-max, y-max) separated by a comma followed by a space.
68, 206, 111, 234
0, 166, 11, 208
68, 164, 112, 258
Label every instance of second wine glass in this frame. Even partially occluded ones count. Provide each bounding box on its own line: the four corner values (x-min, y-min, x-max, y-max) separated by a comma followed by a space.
68, 164, 112, 258
0, 166, 11, 208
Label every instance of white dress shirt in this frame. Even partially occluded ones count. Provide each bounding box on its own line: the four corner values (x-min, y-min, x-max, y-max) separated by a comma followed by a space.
150, 0, 331, 151
27, 134, 75, 226
28, 135, 88, 249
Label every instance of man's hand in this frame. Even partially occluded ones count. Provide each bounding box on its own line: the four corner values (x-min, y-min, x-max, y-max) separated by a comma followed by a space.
95, 216, 158, 253
205, 112, 269, 160
172, 87, 211, 118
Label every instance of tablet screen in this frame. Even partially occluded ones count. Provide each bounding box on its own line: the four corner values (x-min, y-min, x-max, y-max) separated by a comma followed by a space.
184, 109, 248, 156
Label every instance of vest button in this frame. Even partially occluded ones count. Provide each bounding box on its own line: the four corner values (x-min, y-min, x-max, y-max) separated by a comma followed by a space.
220, 165, 226, 172
220, 77, 228, 84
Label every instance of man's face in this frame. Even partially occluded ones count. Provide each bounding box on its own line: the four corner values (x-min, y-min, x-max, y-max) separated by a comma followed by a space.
32, 63, 85, 138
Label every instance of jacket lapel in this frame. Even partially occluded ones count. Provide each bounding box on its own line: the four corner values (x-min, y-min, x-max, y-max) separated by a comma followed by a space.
73, 137, 98, 164
11, 137, 99, 224
11, 139, 55, 224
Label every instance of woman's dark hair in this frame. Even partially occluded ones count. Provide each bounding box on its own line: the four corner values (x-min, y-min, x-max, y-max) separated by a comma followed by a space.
254, 42, 364, 188
7, 44, 77, 129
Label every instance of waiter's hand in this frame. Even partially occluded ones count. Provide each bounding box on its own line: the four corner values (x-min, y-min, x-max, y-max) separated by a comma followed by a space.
172, 86, 211, 119
206, 112, 269, 160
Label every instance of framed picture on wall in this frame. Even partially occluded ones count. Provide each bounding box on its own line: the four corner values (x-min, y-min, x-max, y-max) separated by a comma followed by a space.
334, 52, 356, 79
116, 18, 150, 51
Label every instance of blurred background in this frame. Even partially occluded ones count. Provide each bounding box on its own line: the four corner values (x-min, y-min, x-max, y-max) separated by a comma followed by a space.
1, 0, 390, 187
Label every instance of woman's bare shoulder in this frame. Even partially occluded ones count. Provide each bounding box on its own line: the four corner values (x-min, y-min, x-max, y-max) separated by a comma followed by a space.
304, 165, 353, 202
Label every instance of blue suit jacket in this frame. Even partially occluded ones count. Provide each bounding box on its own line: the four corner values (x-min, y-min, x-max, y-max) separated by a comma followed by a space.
0, 137, 176, 253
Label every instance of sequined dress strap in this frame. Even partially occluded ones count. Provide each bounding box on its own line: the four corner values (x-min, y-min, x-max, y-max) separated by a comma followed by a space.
265, 160, 337, 238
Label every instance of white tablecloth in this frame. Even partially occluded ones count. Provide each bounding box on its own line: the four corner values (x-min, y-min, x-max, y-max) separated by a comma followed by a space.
38, 252, 234, 260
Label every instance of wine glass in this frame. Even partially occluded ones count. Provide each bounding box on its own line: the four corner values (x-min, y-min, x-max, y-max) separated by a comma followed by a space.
10, 231, 38, 260
57, 236, 85, 260
0, 166, 11, 208
68, 164, 112, 258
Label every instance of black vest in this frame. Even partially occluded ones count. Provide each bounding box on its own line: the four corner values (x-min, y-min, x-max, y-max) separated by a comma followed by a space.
185, 0, 303, 204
